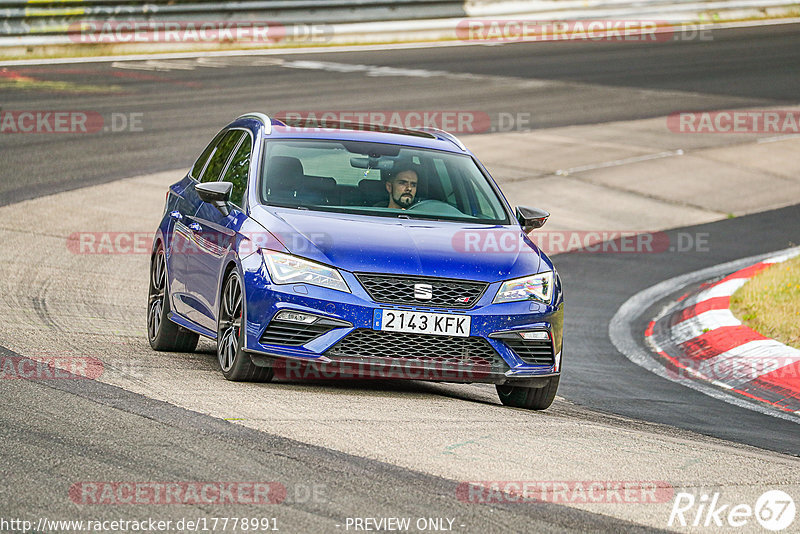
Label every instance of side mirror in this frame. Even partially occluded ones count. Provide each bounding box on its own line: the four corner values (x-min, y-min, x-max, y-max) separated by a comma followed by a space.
516, 206, 549, 232
196, 181, 233, 216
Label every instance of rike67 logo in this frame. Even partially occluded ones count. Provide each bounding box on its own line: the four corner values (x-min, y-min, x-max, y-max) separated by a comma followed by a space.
668, 490, 795, 531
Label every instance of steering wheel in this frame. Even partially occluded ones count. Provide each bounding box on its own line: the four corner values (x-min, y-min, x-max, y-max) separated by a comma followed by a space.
406, 199, 466, 216
407, 199, 447, 211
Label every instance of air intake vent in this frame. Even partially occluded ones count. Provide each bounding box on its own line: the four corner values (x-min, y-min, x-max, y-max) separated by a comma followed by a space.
355, 273, 487, 309
260, 314, 351, 346
326, 329, 507, 369
502, 339, 555, 366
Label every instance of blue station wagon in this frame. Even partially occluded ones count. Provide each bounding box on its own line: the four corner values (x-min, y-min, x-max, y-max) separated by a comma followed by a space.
147, 113, 564, 409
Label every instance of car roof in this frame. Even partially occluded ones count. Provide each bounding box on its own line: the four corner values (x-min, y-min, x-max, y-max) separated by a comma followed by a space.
228, 113, 470, 154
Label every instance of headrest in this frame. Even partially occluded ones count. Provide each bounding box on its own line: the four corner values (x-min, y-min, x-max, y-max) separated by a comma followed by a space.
267, 156, 305, 187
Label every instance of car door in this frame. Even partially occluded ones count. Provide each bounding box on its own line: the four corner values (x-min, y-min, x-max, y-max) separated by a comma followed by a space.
183, 129, 249, 332
168, 129, 226, 320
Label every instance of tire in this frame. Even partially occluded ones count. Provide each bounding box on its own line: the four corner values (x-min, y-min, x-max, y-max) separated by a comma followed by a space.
147, 244, 199, 352
217, 270, 273, 382
496, 376, 560, 410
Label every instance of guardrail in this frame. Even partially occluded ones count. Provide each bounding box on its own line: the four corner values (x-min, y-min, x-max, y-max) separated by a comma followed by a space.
0, 0, 466, 37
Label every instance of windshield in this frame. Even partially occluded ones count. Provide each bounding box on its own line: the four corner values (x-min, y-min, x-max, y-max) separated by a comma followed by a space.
259, 139, 511, 224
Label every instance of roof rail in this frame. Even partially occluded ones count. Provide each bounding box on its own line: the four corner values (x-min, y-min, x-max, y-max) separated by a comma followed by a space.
236, 112, 272, 134
415, 127, 466, 151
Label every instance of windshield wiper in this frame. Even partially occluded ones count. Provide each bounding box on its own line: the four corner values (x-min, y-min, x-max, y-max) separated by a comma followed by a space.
395, 213, 450, 223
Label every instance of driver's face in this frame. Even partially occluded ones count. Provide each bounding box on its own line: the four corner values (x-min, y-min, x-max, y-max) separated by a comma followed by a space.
387, 170, 418, 209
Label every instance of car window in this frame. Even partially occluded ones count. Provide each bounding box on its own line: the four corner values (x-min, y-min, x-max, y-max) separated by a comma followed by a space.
222, 133, 252, 209
473, 181, 501, 218
442, 157, 504, 220
434, 158, 457, 204
269, 141, 365, 186
200, 130, 244, 183
259, 139, 510, 225
190, 130, 226, 180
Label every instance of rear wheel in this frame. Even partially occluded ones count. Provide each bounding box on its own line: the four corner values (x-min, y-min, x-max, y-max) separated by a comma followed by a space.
496, 376, 559, 410
147, 245, 199, 352
217, 270, 273, 382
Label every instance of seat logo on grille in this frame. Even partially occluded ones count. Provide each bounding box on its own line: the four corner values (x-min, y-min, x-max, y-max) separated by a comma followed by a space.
414, 283, 433, 300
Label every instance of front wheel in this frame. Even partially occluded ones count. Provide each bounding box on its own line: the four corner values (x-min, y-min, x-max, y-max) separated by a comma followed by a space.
496, 376, 559, 410
147, 245, 199, 352
217, 270, 273, 382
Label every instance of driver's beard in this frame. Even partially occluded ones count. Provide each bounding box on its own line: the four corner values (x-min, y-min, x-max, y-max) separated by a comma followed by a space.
394, 193, 413, 208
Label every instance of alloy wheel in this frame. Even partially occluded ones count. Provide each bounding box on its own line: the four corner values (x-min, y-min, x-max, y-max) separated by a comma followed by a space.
218, 273, 243, 372
147, 250, 166, 341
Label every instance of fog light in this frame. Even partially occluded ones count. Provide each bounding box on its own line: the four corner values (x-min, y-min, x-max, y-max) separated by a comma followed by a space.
275, 311, 318, 324
519, 331, 550, 341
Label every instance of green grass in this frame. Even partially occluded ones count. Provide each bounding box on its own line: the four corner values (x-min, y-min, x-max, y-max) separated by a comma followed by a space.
730, 255, 800, 349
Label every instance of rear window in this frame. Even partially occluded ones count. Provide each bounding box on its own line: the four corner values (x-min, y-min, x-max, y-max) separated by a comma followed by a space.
200, 130, 244, 183
259, 139, 510, 225
223, 133, 252, 208
190, 130, 226, 180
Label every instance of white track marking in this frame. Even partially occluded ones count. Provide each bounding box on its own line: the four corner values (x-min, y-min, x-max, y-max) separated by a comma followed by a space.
675, 278, 748, 310
112, 59, 199, 71
763, 249, 800, 263
757, 133, 800, 144
274, 58, 553, 86
554, 150, 684, 176
669, 309, 741, 344
107, 55, 558, 87
700, 340, 800, 388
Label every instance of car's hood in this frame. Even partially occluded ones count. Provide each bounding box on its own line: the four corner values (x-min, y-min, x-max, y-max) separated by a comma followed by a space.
249, 206, 544, 282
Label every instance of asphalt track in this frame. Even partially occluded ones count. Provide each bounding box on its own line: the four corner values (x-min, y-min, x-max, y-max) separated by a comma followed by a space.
2, 23, 800, 532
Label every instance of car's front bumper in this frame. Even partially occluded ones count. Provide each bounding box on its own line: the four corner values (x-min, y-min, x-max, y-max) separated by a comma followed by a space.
240, 252, 564, 385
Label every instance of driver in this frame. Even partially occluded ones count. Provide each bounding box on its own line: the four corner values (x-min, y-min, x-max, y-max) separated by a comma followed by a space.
385, 166, 418, 209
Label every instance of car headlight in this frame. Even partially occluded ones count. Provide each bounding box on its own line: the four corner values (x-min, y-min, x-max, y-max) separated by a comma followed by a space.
261, 250, 350, 293
493, 271, 554, 304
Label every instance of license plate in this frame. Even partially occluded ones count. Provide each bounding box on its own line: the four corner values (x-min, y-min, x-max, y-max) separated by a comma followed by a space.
374, 309, 470, 337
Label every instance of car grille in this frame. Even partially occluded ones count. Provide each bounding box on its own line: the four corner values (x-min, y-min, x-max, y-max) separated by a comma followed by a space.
325, 329, 507, 369
503, 339, 555, 366
260, 319, 341, 346
354, 273, 488, 309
